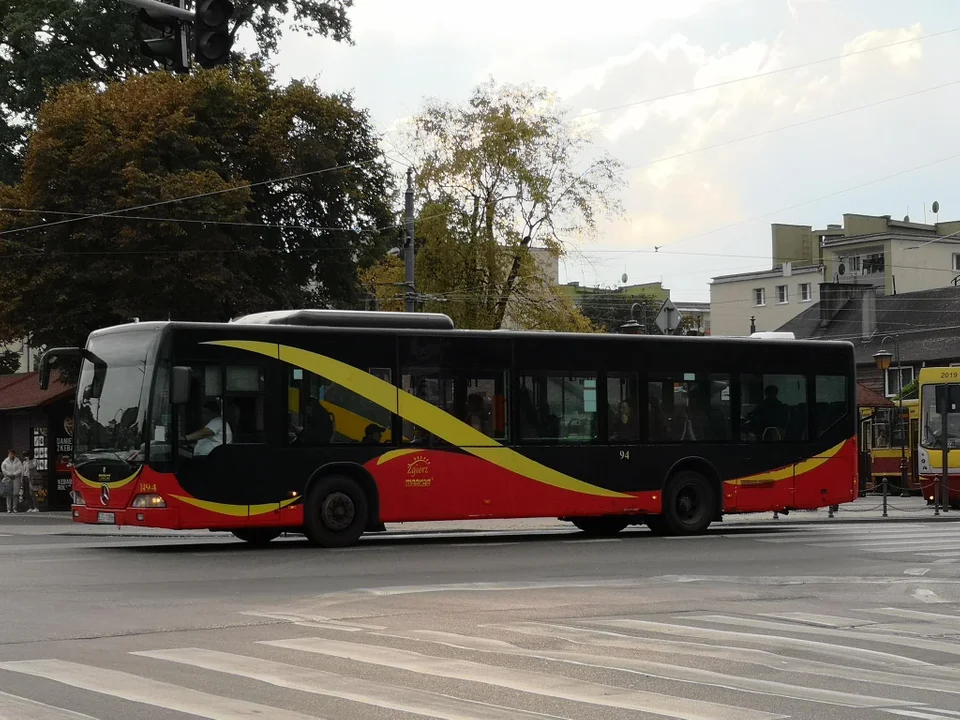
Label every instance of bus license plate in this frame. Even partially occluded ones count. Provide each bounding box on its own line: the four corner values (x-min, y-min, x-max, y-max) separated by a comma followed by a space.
96, 512, 115, 524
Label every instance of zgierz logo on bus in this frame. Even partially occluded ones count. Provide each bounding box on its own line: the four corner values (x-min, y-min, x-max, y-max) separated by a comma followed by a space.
405, 455, 432, 487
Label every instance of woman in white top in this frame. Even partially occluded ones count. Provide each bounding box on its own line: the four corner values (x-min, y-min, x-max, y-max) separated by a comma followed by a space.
1, 450, 22, 513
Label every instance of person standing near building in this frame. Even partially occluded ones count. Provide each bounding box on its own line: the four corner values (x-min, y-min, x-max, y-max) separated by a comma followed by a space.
21, 451, 39, 513
1, 450, 22, 513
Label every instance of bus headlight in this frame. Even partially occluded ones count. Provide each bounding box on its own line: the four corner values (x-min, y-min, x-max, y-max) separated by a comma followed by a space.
71, 491, 85, 506
131, 494, 166, 509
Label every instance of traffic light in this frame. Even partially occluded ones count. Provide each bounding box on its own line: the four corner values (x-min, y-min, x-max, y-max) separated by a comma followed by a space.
194, 0, 234, 68
136, 0, 190, 73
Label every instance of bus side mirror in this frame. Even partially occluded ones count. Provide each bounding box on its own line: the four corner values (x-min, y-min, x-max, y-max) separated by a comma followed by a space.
172, 366, 191, 405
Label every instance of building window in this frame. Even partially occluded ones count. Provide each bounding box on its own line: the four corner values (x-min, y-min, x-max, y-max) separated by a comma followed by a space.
776, 285, 788, 304
953, 253, 960, 272
799, 283, 812, 302
753, 288, 766, 306
862, 253, 885, 275
884, 366, 914, 398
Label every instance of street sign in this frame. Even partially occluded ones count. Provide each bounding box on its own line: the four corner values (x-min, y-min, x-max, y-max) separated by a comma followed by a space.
654, 299, 682, 334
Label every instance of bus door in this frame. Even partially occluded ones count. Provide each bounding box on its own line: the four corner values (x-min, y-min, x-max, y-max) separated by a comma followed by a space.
177, 361, 276, 523
735, 373, 808, 511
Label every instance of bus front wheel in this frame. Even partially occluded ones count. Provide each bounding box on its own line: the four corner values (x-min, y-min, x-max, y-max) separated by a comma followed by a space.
232, 528, 283, 545
660, 470, 715, 535
304, 474, 369, 548
571, 517, 630, 536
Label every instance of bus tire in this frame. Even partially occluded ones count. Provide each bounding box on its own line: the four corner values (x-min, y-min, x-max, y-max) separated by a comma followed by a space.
661, 470, 715, 535
304, 474, 369, 548
232, 528, 282, 545
571, 516, 629, 536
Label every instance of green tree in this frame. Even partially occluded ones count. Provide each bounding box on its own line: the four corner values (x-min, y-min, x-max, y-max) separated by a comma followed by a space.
361, 202, 597, 332
0, 63, 393, 351
367, 81, 624, 331
0, 0, 353, 184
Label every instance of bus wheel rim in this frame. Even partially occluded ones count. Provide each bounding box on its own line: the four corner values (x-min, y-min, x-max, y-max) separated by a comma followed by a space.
321, 492, 355, 531
676, 483, 703, 525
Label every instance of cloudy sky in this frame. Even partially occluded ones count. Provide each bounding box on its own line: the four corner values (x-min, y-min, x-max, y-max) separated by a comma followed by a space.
268, 0, 960, 302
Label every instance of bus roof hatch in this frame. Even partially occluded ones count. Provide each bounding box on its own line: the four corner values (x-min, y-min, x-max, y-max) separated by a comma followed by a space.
230, 309, 455, 330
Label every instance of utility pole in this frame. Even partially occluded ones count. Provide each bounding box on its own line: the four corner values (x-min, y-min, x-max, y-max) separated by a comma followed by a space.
404, 167, 416, 312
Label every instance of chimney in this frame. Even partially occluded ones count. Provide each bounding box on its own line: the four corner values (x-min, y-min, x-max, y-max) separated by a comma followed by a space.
861, 285, 877, 340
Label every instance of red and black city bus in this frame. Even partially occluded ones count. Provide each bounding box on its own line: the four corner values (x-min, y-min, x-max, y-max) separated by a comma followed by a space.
40, 310, 858, 546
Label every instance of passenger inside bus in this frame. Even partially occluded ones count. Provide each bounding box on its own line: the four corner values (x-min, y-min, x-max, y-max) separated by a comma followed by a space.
184, 401, 233, 456
610, 400, 638, 441
361, 423, 386, 444
292, 397, 335, 445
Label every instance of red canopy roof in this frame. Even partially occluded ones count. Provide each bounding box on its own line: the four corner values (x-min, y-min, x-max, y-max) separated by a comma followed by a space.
0, 371, 73, 411
857, 382, 894, 408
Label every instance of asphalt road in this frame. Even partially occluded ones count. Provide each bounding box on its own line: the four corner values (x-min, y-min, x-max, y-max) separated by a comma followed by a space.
0, 519, 959, 720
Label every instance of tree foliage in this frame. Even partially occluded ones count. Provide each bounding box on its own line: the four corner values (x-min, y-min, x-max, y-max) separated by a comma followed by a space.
365, 81, 624, 331
0, 0, 353, 183
361, 202, 596, 332
0, 63, 393, 351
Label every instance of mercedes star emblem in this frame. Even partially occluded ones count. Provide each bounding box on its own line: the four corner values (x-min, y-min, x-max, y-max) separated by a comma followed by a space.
100, 484, 110, 506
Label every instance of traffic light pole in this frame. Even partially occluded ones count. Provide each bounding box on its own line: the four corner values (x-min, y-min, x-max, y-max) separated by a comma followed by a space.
122, 0, 194, 21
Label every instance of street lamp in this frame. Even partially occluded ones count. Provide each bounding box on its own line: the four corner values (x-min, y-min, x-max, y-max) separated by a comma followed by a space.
873, 336, 910, 498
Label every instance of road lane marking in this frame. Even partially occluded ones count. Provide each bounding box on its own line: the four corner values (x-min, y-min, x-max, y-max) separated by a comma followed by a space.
134, 647, 568, 720
262, 637, 787, 720
690, 615, 960, 658
758, 613, 877, 628
591, 619, 933, 669
494, 622, 960, 694
0, 690, 99, 720
0, 659, 322, 720
905, 569, 931, 576
862, 608, 960, 627
381, 629, 916, 709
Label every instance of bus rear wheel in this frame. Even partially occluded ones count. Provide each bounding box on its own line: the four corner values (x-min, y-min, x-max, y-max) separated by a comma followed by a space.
571, 517, 630, 536
304, 474, 369, 548
660, 470, 715, 535
232, 528, 282, 545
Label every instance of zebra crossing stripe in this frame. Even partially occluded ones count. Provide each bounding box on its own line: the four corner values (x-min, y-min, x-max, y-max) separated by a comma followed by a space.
0, 690, 99, 720
385, 629, 917, 709
495, 622, 960, 695
262, 637, 787, 720
134, 647, 567, 720
0, 659, 321, 720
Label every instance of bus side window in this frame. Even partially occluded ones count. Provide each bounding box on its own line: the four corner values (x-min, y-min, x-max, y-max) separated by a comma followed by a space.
740, 374, 807, 442
517, 373, 597, 443
607, 373, 639, 443
399, 373, 456, 446
225, 365, 265, 444
288, 367, 392, 446
814, 374, 848, 437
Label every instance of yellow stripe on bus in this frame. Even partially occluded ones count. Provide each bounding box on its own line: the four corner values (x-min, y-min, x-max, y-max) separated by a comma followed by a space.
76, 467, 142, 489
725, 439, 847, 487
207, 340, 630, 499
171, 495, 300, 517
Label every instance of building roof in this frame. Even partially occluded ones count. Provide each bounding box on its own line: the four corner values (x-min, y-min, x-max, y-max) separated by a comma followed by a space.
777, 286, 960, 366
711, 264, 822, 284
857, 382, 894, 408
0, 371, 73, 411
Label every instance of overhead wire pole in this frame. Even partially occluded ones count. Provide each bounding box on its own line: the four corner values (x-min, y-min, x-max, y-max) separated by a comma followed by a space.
404, 167, 416, 312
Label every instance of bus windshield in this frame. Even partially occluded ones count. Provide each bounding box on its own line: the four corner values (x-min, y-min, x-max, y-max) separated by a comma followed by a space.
75, 330, 160, 464
921, 385, 960, 449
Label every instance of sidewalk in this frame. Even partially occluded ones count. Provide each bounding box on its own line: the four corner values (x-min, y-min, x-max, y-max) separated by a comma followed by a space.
0, 495, 955, 539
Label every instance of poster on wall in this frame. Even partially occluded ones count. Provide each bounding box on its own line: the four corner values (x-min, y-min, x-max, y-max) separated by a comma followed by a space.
46, 403, 74, 510
30, 426, 48, 511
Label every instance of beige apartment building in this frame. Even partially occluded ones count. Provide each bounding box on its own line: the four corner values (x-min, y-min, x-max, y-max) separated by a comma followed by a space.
710, 213, 960, 336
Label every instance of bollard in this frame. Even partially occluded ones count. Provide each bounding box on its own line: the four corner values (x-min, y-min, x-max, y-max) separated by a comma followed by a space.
828, 504, 836, 518
882, 475, 888, 518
